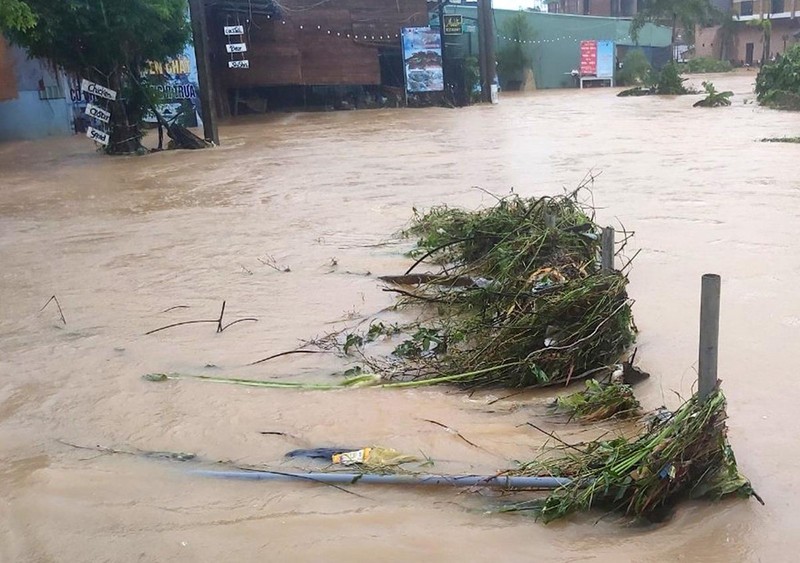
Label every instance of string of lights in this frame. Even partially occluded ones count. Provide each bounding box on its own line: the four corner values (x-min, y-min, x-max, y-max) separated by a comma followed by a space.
497, 34, 634, 45
251, 13, 401, 41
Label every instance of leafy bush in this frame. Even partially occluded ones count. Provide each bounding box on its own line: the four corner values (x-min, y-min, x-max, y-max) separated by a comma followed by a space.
755, 44, 800, 110
616, 49, 653, 86
683, 57, 733, 73
693, 81, 733, 107
656, 62, 690, 95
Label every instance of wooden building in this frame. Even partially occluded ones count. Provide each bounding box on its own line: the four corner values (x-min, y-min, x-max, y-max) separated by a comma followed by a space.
204, 0, 428, 114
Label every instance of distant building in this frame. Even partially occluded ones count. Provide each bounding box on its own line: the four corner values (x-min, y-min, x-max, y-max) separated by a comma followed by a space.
548, 0, 639, 17
204, 0, 429, 115
695, 0, 800, 65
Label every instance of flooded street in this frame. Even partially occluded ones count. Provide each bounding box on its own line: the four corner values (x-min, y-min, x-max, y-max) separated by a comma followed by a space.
1, 71, 799, 561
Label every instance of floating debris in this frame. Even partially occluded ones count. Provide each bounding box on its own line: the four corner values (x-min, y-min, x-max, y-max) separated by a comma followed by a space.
346, 189, 637, 389
554, 378, 641, 422
506, 389, 761, 523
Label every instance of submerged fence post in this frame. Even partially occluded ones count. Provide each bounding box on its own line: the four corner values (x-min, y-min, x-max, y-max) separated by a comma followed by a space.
601, 226, 615, 272
698, 274, 721, 400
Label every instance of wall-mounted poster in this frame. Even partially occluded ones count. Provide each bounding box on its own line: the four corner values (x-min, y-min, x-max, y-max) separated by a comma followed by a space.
402, 27, 444, 93
143, 40, 201, 127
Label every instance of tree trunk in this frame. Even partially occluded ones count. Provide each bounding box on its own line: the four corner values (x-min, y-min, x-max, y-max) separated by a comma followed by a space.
106, 69, 142, 155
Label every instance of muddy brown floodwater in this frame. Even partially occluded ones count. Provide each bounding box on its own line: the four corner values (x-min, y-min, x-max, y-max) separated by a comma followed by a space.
0, 72, 799, 562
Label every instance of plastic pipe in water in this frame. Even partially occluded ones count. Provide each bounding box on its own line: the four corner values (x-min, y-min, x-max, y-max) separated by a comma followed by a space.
189, 469, 571, 489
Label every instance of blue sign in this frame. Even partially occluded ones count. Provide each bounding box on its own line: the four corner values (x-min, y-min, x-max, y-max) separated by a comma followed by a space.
596, 41, 615, 79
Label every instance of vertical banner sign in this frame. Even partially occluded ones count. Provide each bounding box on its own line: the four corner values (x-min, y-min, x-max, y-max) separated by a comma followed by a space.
579, 40, 597, 75
596, 41, 615, 78
401, 27, 444, 92
443, 15, 463, 35
144, 41, 202, 127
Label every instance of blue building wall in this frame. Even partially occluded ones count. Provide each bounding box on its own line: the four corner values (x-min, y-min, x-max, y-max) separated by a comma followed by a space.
0, 43, 73, 142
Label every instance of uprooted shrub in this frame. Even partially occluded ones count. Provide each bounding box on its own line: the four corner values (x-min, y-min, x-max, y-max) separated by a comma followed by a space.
342, 189, 638, 389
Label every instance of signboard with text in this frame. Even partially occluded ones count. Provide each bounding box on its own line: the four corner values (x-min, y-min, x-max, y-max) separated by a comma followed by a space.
579, 40, 597, 76
402, 27, 444, 92
579, 40, 615, 77
443, 15, 463, 35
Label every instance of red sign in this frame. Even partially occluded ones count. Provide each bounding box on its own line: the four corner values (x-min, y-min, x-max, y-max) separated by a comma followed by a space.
580, 40, 597, 76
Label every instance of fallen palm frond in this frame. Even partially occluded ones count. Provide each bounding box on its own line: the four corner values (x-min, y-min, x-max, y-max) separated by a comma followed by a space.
504, 389, 761, 523
341, 188, 637, 389
554, 379, 641, 422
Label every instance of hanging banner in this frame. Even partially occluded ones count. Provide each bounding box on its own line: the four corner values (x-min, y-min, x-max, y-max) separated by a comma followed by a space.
85, 103, 111, 123
596, 41, 615, 78
401, 27, 444, 93
143, 41, 201, 126
443, 15, 463, 35
225, 43, 248, 53
80, 79, 117, 101
579, 40, 597, 75
224, 25, 245, 35
86, 126, 110, 145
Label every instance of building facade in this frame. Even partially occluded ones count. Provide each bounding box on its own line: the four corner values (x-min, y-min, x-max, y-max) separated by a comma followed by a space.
695, 0, 800, 64
549, 0, 638, 17
205, 0, 428, 114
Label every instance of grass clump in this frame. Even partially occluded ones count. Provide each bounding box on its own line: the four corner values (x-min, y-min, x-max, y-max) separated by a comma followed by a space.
554, 379, 641, 422
506, 389, 761, 523
761, 136, 800, 143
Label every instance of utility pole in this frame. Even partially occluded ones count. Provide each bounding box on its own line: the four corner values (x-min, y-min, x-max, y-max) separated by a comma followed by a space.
477, 0, 496, 103
438, 1, 448, 97
188, 0, 220, 145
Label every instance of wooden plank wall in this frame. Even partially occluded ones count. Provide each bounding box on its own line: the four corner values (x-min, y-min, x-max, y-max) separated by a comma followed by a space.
209, 0, 428, 88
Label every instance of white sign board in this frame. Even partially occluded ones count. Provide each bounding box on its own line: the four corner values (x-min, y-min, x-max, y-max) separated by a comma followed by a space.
224, 25, 244, 35
86, 126, 110, 145
85, 103, 111, 123
228, 60, 250, 69
144, 103, 183, 123
226, 43, 247, 53
80, 79, 117, 101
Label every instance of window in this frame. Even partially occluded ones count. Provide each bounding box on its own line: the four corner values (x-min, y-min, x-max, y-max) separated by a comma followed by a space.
771, 0, 784, 13
38, 83, 65, 100
740, 1, 753, 16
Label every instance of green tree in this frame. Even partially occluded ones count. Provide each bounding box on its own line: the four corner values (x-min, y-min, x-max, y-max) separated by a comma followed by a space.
496, 12, 535, 90
631, 0, 718, 55
2, 0, 191, 154
0, 0, 36, 31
